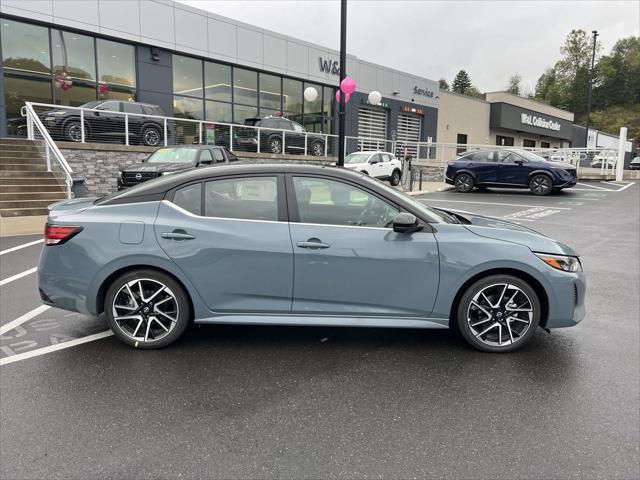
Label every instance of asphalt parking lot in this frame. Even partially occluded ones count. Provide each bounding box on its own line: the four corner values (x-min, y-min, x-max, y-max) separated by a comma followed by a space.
1, 181, 638, 479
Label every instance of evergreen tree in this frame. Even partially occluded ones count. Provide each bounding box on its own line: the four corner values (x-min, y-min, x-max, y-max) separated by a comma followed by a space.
452, 70, 472, 94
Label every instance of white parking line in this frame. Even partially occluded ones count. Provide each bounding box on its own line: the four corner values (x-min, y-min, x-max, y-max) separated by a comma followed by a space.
0, 304, 50, 336
419, 199, 571, 210
0, 267, 37, 287
616, 182, 635, 192
0, 239, 43, 256
0, 330, 114, 366
576, 182, 612, 191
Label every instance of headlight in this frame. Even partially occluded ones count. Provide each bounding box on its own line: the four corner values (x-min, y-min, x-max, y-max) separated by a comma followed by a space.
535, 253, 582, 272
117, 171, 122, 179
160, 171, 175, 176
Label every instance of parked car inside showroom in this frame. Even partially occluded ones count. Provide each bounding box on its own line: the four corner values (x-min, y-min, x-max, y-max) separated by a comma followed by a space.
446, 149, 577, 195
117, 145, 238, 189
236, 116, 326, 156
38, 164, 585, 353
41, 100, 165, 146
627, 157, 639, 170
343, 151, 403, 185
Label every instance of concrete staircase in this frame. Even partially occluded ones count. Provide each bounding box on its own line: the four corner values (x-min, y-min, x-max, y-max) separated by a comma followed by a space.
0, 138, 68, 217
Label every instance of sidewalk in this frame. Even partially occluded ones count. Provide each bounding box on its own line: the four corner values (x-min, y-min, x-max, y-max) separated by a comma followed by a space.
404, 181, 453, 196
0, 215, 47, 237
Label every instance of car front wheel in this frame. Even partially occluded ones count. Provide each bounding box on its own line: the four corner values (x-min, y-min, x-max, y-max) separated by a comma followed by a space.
454, 173, 474, 193
456, 274, 541, 352
141, 126, 161, 146
65, 121, 87, 142
529, 174, 553, 195
311, 141, 324, 156
105, 269, 191, 349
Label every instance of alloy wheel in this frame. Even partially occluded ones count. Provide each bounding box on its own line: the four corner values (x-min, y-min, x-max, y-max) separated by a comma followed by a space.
455, 174, 473, 192
530, 175, 551, 195
143, 128, 160, 146
312, 142, 323, 156
270, 138, 282, 154
111, 278, 179, 343
67, 123, 85, 142
466, 283, 534, 347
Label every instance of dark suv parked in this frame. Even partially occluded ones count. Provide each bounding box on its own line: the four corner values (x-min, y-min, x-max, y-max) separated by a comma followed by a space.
42, 100, 165, 146
237, 116, 326, 156
117, 145, 238, 190
446, 149, 577, 195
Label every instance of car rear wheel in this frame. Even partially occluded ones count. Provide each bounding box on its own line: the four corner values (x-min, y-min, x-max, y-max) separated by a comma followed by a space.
454, 173, 474, 193
269, 137, 282, 154
65, 121, 87, 142
311, 141, 324, 156
529, 174, 553, 195
390, 169, 402, 186
105, 269, 191, 349
141, 126, 161, 146
456, 274, 541, 352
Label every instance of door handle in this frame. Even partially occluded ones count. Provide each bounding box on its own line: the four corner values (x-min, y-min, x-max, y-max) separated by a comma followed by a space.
161, 231, 195, 241
296, 238, 330, 249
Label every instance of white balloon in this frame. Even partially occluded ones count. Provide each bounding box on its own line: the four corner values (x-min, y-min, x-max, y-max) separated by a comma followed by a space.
368, 90, 382, 105
304, 86, 318, 102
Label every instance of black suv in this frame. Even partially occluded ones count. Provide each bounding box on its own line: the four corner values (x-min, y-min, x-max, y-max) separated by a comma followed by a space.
237, 116, 326, 156
42, 100, 165, 146
117, 145, 238, 190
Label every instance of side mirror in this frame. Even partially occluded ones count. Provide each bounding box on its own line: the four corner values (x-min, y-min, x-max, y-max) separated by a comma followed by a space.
393, 212, 423, 234
199, 159, 213, 166
369, 158, 379, 164
514, 158, 524, 165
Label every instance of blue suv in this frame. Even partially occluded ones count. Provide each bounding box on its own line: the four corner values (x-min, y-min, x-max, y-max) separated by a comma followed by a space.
445, 149, 577, 195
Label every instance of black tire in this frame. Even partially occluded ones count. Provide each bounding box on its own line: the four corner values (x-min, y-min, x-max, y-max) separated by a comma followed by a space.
141, 125, 162, 146
390, 169, 402, 186
64, 120, 87, 142
104, 269, 191, 349
456, 274, 541, 353
529, 173, 553, 195
269, 136, 282, 154
454, 173, 474, 193
310, 141, 324, 156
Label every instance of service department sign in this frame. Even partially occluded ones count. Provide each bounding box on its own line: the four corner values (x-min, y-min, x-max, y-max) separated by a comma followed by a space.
520, 113, 561, 132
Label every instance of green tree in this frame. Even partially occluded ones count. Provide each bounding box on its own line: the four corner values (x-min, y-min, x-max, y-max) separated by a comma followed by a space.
452, 70, 472, 94
464, 85, 484, 99
506, 73, 522, 96
439, 78, 450, 91
594, 37, 640, 108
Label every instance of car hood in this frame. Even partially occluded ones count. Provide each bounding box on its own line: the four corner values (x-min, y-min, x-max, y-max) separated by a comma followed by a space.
121, 163, 195, 173
344, 163, 367, 169
549, 161, 576, 170
438, 207, 578, 256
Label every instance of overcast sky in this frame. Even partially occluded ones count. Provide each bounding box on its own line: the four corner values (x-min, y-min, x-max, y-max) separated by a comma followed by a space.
179, 0, 639, 93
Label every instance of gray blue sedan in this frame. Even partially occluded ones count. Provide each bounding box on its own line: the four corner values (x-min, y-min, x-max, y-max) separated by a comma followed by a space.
38, 164, 585, 352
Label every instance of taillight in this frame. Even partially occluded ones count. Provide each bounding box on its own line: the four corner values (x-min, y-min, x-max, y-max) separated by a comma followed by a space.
44, 224, 82, 246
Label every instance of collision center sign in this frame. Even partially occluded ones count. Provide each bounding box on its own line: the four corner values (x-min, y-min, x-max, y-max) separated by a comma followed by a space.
520, 113, 561, 132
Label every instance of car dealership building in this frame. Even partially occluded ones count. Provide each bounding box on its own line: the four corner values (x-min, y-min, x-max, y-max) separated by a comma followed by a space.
0, 0, 439, 147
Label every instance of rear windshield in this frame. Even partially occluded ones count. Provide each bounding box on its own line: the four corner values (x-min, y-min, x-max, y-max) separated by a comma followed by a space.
146, 148, 199, 163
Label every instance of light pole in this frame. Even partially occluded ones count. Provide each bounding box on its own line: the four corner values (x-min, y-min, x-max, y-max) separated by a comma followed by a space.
337, 0, 347, 167
584, 30, 598, 148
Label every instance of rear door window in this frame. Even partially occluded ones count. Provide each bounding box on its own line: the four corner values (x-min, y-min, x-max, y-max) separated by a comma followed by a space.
472, 152, 490, 162
122, 103, 143, 114
173, 183, 202, 215
212, 149, 225, 163
204, 176, 278, 221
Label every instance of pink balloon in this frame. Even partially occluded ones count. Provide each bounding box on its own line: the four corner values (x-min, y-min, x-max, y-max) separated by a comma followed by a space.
340, 76, 357, 94
335, 90, 350, 103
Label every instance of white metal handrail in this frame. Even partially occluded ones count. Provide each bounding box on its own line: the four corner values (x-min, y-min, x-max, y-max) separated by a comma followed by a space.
22, 103, 73, 198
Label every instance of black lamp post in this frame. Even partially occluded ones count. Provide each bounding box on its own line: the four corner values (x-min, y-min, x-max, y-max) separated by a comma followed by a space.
337, 0, 347, 167
584, 30, 598, 147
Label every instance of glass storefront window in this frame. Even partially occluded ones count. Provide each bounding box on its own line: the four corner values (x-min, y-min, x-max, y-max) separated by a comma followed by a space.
1, 19, 50, 74
98, 83, 135, 102
303, 82, 323, 133
233, 104, 258, 124
259, 73, 281, 115
97, 39, 135, 87
206, 100, 232, 123
173, 54, 202, 97
3, 73, 52, 135
174, 96, 204, 120
283, 78, 302, 114
52, 30, 95, 80
323, 86, 333, 116
53, 79, 97, 106
233, 68, 257, 106
205, 62, 231, 102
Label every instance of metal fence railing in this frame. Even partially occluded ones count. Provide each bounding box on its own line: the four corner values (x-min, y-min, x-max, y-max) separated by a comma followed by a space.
23, 103, 73, 199
21, 102, 624, 181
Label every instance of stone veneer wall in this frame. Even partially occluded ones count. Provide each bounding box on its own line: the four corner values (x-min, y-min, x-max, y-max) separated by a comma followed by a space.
58, 142, 333, 196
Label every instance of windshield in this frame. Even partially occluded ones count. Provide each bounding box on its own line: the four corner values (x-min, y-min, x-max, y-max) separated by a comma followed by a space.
146, 148, 199, 163
80, 100, 104, 109
345, 152, 371, 164
360, 176, 457, 223
513, 149, 547, 163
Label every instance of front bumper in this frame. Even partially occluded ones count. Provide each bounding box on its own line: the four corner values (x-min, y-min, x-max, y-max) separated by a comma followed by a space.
545, 270, 586, 329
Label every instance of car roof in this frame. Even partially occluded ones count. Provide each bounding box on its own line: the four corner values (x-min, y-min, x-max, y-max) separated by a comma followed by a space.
98, 163, 360, 206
